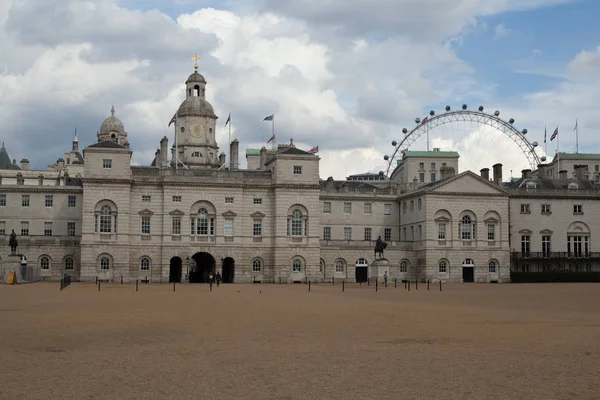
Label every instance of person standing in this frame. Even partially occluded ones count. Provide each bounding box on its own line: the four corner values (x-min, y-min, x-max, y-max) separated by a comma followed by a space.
383, 271, 389, 287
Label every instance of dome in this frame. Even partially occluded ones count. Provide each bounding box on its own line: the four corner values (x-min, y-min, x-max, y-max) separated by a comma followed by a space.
99, 106, 125, 135
177, 97, 216, 118
186, 71, 206, 84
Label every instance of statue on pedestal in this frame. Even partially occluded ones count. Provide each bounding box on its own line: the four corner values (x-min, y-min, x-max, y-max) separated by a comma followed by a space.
374, 235, 387, 260
9, 230, 18, 255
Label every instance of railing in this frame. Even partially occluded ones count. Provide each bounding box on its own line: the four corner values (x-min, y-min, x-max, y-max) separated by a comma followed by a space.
511, 251, 600, 260
131, 167, 273, 183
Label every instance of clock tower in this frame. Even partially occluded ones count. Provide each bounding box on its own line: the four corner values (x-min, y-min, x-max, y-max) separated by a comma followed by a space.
173, 64, 219, 168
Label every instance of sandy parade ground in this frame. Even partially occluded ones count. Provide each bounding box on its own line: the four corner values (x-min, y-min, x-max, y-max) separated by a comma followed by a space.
1, 281, 599, 400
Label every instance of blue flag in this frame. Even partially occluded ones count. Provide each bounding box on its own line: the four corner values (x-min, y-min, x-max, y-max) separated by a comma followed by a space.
263, 114, 274, 121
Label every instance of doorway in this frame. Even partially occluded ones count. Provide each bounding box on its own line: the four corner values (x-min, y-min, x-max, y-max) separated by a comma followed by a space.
355, 258, 369, 282
190, 252, 215, 283
222, 257, 235, 283
169, 257, 182, 283
462, 258, 475, 283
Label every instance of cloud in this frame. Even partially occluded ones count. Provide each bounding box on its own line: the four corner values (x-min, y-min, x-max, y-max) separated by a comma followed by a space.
493, 24, 510, 39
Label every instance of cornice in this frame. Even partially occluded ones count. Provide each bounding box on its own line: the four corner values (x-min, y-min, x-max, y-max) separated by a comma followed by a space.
412, 191, 508, 199
320, 195, 397, 202
509, 194, 600, 200
0, 186, 83, 193
82, 178, 133, 185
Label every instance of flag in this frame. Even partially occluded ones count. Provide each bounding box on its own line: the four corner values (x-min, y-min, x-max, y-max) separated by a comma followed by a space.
308, 146, 318, 153
225, 113, 231, 126
263, 114, 274, 121
168, 113, 177, 127
267, 135, 275, 143
421, 116, 429, 124
550, 127, 558, 141
544, 126, 547, 144
573, 119, 578, 131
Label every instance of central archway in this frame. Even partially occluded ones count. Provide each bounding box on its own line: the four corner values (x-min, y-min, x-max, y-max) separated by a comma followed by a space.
190, 252, 215, 283
222, 257, 235, 283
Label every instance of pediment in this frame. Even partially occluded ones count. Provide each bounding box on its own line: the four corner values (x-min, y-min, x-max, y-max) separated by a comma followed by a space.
434, 216, 450, 223
540, 229, 553, 235
138, 208, 154, 216
251, 211, 266, 218
429, 172, 507, 195
169, 209, 184, 216
519, 229, 533, 235
222, 210, 237, 217
484, 217, 499, 224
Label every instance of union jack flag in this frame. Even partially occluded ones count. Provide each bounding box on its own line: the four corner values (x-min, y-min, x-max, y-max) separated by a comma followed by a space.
550, 127, 558, 141
308, 146, 319, 153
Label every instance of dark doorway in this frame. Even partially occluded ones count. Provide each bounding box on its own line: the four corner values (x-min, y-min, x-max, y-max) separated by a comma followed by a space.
169, 257, 182, 283
462, 267, 475, 283
355, 266, 368, 283
190, 252, 215, 283
222, 257, 235, 283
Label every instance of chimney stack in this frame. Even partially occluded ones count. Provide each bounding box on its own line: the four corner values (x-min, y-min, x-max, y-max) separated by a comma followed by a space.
20, 159, 29, 170
521, 169, 532, 179
559, 170, 568, 180
537, 164, 548, 178
219, 152, 226, 167
493, 163, 503, 186
160, 136, 169, 166
440, 166, 456, 179
480, 168, 489, 181
229, 139, 239, 170
259, 147, 267, 169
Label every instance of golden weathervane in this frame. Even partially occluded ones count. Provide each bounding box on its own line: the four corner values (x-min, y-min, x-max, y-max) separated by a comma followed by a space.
190, 54, 200, 70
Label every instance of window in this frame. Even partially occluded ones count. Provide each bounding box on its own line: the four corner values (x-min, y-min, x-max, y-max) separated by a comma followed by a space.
487, 224, 495, 241
403, 227, 407, 241
290, 210, 303, 236
192, 151, 200, 157
194, 208, 214, 236
225, 197, 234, 204
142, 195, 151, 202
252, 259, 262, 272
67, 222, 76, 237
567, 236, 589, 258
364, 203, 372, 215
384, 204, 391, 215
442, 162, 447, 167
293, 165, 302, 175
0, 221, 5, 236
65, 258, 74, 271
573, 205, 583, 214
323, 227, 331, 241
520, 204, 530, 214
418, 199, 422, 210
402, 202, 406, 214
21, 221, 29, 236
541, 204, 551, 214
344, 227, 352, 241
68, 195, 76, 208
224, 218, 234, 237
400, 260, 408, 273
542, 235, 551, 257
438, 223, 446, 240
419, 162, 425, 170
431, 173, 436, 182
410, 226, 414, 240
335, 260, 345, 273
419, 173, 425, 182
418, 225, 422, 240
364, 227, 372, 241
253, 219, 262, 237
439, 260, 447, 273
461, 216, 473, 240
253, 198, 262, 205
141, 216, 151, 235
103, 159, 112, 169
45, 195, 53, 207
172, 217, 181, 235
22, 195, 30, 207
44, 222, 53, 236
40, 257, 50, 270
344, 202, 352, 214
0, 194, 5, 206
323, 202, 331, 214
489, 261, 497, 273
140, 258, 150, 271
410, 201, 414, 212
521, 235, 530, 257
100, 257, 110, 270
384, 228, 391, 242
292, 259, 302, 272
99, 205, 113, 233
431, 162, 436, 170
172, 195, 182, 202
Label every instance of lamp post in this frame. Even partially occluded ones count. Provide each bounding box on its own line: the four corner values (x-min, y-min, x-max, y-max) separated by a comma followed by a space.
186, 256, 190, 282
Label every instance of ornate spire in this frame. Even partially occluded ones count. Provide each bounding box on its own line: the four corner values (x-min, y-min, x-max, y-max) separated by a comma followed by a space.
73, 128, 79, 142
191, 54, 200, 71
111, 105, 115, 117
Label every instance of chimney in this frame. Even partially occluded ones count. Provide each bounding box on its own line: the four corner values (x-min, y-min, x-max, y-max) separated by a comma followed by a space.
440, 166, 456, 179
160, 136, 169, 166
171, 145, 176, 167
229, 139, 239, 169
259, 146, 267, 169
493, 163, 503, 185
537, 164, 548, 178
480, 168, 489, 180
521, 169, 532, 179
559, 170, 568, 180
20, 159, 29, 170
57, 158, 65, 169
219, 152, 226, 167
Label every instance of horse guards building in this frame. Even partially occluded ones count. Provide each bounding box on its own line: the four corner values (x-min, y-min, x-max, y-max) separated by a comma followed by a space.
1, 67, 600, 284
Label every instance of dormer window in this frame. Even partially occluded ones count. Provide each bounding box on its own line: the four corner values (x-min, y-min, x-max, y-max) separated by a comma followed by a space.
568, 182, 579, 190
526, 181, 537, 190
192, 152, 200, 157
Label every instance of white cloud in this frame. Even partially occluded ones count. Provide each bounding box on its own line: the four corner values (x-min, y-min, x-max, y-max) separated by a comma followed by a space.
493, 23, 510, 39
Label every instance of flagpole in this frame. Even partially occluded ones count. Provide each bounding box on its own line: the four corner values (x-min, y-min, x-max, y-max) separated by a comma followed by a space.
174, 116, 177, 172
544, 124, 547, 157
272, 113, 276, 150
575, 119, 579, 154
557, 126, 560, 177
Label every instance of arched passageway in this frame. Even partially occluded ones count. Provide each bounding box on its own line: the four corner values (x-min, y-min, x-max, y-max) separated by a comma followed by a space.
190, 252, 215, 283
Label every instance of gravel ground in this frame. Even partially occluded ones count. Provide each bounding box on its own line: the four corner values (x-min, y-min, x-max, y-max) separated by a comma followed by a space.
1, 282, 599, 400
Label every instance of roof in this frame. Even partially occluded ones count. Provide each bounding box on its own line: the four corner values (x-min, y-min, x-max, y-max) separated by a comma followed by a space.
396, 159, 404, 166
0, 143, 21, 170
554, 152, 600, 161
279, 147, 313, 156
505, 176, 600, 191
87, 140, 127, 149
246, 149, 261, 156
403, 150, 460, 158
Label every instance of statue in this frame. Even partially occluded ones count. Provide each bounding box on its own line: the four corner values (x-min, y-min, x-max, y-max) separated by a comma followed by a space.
9, 229, 18, 255
374, 235, 387, 259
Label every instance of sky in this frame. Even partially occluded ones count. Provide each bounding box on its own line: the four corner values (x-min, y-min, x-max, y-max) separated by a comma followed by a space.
1, 0, 599, 180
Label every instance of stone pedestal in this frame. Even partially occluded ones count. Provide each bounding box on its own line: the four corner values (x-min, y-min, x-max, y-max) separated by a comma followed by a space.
370, 258, 391, 281
2, 255, 22, 283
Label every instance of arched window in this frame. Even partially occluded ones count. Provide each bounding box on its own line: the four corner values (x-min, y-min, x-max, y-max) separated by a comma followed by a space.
488, 261, 497, 273
291, 210, 303, 236
190, 203, 216, 237
100, 257, 110, 270
320, 259, 325, 273
64, 258, 74, 271
40, 256, 50, 270
399, 260, 408, 273
439, 260, 448, 273
100, 205, 112, 233
252, 258, 262, 272
461, 215, 473, 240
335, 259, 345, 273
197, 208, 209, 235
140, 257, 150, 271
292, 258, 302, 272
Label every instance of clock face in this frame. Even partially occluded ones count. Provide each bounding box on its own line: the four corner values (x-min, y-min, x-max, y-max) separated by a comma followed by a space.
189, 123, 204, 138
